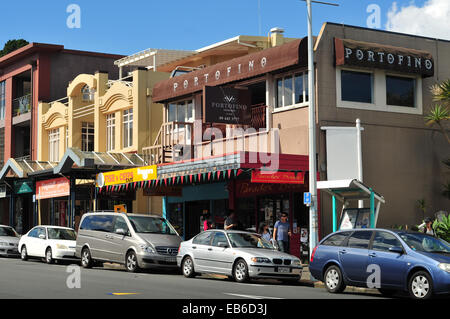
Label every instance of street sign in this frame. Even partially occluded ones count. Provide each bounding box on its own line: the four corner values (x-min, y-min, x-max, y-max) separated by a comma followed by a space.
304, 192, 312, 206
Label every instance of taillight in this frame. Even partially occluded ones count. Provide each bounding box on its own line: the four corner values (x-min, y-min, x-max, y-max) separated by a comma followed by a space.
310, 246, 318, 263
178, 245, 181, 254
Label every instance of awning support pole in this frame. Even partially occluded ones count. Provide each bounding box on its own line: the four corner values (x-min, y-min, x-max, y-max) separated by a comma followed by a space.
370, 189, 375, 228
332, 195, 337, 232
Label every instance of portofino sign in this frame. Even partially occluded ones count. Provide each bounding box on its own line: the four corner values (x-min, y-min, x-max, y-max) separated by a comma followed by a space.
335, 38, 434, 77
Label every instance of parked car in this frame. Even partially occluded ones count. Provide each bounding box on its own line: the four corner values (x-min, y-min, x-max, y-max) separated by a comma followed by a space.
76, 212, 182, 272
177, 229, 302, 283
19, 226, 78, 264
309, 228, 450, 299
0, 225, 20, 257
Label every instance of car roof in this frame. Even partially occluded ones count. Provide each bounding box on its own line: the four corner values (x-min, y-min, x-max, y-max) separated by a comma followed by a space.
83, 212, 164, 219
35, 225, 74, 230
203, 229, 257, 235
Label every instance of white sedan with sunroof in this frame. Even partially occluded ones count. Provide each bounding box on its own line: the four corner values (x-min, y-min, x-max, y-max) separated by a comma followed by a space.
19, 226, 78, 264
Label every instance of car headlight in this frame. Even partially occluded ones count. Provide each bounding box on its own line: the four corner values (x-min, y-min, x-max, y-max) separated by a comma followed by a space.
56, 244, 68, 249
438, 263, 450, 273
250, 257, 271, 263
0, 242, 7, 246
292, 259, 301, 266
140, 244, 155, 254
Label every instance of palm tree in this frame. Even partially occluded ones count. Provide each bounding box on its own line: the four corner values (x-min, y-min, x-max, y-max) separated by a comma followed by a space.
425, 104, 450, 144
431, 79, 450, 105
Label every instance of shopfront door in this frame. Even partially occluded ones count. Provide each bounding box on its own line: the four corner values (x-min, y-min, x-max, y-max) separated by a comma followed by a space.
185, 200, 210, 240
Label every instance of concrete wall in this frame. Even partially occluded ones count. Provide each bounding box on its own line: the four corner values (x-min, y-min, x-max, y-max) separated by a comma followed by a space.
315, 23, 450, 235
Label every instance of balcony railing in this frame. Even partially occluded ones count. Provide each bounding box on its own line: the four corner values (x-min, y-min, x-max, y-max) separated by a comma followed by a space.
13, 94, 31, 117
107, 75, 133, 89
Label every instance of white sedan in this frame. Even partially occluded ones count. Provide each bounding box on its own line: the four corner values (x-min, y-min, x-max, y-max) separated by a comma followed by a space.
19, 226, 78, 264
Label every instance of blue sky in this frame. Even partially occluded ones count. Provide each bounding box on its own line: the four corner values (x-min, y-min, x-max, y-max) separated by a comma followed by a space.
0, 0, 436, 56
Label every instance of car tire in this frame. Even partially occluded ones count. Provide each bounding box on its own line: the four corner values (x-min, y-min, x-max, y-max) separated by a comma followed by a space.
45, 248, 54, 264
233, 259, 249, 283
126, 251, 140, 273
182, 256, 196, 278
378, 288, 397, 298
408, 271, 433, 300
21, 246, 28, 261
324, 265, 346, 293
81, 247, 93, 268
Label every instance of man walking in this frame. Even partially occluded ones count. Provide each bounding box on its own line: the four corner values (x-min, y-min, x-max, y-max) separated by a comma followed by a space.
273, 213, 291, 253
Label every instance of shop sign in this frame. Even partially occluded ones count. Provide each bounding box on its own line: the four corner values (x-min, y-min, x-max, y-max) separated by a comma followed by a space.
251, 170, 304, 184
335, 38, 434, 77
14, 180, 33, 195
235, 180, 304, 198
96, 165, 157, 187
143, 186, 182, 197
36, 177, 70, 200
203, 86, 251, 124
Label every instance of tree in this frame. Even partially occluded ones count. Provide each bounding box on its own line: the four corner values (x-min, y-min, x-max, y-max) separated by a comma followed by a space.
0, 39, 29, 57
427, 79, 450, 144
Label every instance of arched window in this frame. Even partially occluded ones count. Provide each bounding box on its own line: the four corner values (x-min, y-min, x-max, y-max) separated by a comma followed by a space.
81, 85, 95, 102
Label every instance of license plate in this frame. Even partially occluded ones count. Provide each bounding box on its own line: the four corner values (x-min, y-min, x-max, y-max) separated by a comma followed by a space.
166, 257, 176, 263
278, 267, 290, 273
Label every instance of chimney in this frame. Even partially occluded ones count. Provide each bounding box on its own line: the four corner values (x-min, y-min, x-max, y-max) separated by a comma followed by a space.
270, 27, 285, 47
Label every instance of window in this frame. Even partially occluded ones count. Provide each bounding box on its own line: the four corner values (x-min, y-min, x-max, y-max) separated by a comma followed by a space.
167, 100, 194, 126
113, 216, 129, 234
212, 232, 229, 247
386, 75, 415, 107
28, 228, 39, 238
347, 231, 373, 249
80, 215, 114, 233
123, 109, 133, 148
192, 231, 214, 245
275, 72, 309, 109
82, 85, 95, 102
36, 227, 46, 239
0, 81, 5, 120
65, 127, 69, 149
49, 129, 60, 162
372, 231, 402, 252
82, 122, 94, 152
106, 114, 115, 151
322, 232, 351, 246
341, 70, 373, 103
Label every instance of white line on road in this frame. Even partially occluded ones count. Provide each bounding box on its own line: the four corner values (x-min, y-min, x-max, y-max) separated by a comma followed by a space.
224, 293, 283, 299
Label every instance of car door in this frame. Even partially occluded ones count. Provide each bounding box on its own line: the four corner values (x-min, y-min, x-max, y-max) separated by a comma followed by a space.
85, 215, 115, 261
23, 228, 38, 256
206, 231, 234, 273
338, 230, 373, 284
28, 227, 46, 257
34, 227, 48, 258
368, 231, 408, 288
191, 231, 214, 271
107, 215, 132, 263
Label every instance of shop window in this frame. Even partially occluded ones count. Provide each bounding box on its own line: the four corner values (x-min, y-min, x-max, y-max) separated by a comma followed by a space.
82, 85, 95, 102
49, 129, 60, 162
341, 70, 373, 103
0, 81, 5, 120
106, 113, 115, 151
81, 122, 94, 152
123, 109, 133, 148
386, 75, 415, 107
275, 72, 309, 110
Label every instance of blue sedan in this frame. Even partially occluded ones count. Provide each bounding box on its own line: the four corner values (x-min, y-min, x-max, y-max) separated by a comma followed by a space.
309, 229, 450, 299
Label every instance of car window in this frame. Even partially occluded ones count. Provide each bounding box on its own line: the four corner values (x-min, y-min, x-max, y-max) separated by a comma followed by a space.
211, 232, 228, 247
80, 215, 114, 233
0, 226, 17, 237
113, 216, 129, 234
372, 231, 402, 252
47, 228, 77, 240
28, 228, 38, 238
192, 232, 214, 245
36, 227, 46, 239
347, 231, 373, 249
322, 232, 351, 246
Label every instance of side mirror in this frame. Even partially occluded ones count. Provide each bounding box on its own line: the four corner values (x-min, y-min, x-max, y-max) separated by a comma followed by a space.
38, 234, 46, 240
389, 246, 404, 254
116, 228, 127, 236
218, 242, 228, 248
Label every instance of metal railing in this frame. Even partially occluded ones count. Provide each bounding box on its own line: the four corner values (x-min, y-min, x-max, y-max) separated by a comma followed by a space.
12, 94, 31, 117
107, 75, 133, 89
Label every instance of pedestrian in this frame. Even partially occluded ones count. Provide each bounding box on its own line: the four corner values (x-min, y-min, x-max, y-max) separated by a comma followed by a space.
224, 211, 239, 230
273, 213, 291, 253
203, 213, 212, 231
259, 222, 272, 242
423, 217, 435, 236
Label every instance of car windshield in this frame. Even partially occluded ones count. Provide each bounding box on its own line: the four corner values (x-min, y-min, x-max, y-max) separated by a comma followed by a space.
0, 226, 17, 237
47, 228, 77, 240
128, 216, 177, 235
227, 233, 275, 249
399, 232, 450, 254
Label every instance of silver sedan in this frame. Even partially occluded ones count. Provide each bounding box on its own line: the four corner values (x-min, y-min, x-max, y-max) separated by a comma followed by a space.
177, 230, 302, 283
0, 225, 20, 257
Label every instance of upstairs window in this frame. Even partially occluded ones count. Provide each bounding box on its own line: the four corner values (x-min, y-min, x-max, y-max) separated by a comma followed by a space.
82, 122, 94, 152
0, 81, 5, 120
82, 85, 95, 102
123, 109, 133, 148
275, 72, 309, 109
106, 114, 115, 151
49, 129, 60, 162
386, 75, 415, 108
341, 70, 373, 104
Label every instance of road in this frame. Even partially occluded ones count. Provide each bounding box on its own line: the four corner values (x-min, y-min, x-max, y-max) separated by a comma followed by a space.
0, 257, 385, 299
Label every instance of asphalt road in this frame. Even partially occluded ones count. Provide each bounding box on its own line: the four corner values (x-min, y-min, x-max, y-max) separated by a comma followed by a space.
0, 257, 385, 299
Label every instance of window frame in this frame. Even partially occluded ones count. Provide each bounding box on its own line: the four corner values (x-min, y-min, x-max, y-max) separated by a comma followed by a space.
81, 85, 95, 102
340, 69, 374, 104
0, 81, 6, 120
385, 73, 417, 108
81, 122, 95, 152
106, 113, 115, 151
273, 71, 309, 113
123, 109, 133, 149
48, 128, 60, 162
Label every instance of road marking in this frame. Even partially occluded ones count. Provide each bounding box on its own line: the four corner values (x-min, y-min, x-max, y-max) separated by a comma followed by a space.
108, 293, 140, 296
224, 293, 283, 299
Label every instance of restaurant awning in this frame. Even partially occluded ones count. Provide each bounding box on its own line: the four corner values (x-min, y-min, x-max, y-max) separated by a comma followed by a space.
152, 37, 308, 103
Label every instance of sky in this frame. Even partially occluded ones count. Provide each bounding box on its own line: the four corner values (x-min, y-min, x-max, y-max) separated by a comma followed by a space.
0, 0, 448, 57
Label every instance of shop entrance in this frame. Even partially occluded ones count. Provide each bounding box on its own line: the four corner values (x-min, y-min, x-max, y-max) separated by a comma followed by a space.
185, 200, 210, 240
14, 195, 33, 234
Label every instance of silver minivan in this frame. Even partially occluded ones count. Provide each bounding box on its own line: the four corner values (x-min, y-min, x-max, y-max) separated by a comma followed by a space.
75, 212, 182, 272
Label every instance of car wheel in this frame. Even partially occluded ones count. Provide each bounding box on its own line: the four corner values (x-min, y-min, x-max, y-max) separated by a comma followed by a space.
81, 247, 93, 268
182, 256, 196, 278
233, 259, 249, 283
21, 246, 28, 261
324, 265, 346, 293
126, 251, 140, 273
378, 288, 397, 298
408, 271, 433, 300
45, 248, 54, 264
